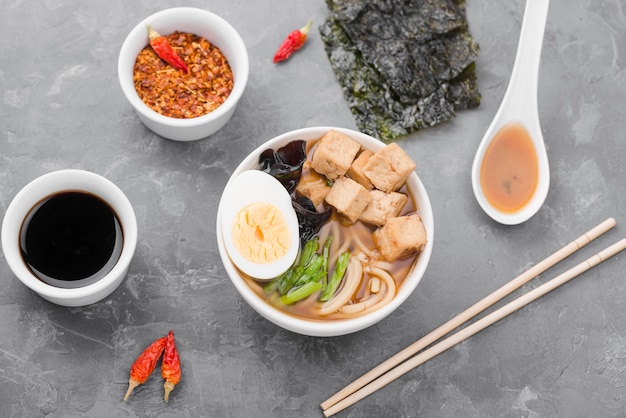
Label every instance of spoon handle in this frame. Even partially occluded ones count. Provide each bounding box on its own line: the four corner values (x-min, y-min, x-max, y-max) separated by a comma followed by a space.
505, 0, 550, 117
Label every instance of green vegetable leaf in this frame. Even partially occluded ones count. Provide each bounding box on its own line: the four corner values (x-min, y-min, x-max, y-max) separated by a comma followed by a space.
319, 251, 350, 302
280, 281, 323, 305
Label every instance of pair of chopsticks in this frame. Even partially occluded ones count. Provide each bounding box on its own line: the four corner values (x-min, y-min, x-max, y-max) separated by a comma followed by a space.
321, 217, 626, 417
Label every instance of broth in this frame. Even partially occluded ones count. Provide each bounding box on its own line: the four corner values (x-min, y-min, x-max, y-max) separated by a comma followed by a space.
245, 215, 418, 321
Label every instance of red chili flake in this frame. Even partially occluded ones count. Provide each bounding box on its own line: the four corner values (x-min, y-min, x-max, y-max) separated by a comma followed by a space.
123, 335, 167, 401
161, 330, 181, 402
273, 19, 313, 63
147, 24, 189, 73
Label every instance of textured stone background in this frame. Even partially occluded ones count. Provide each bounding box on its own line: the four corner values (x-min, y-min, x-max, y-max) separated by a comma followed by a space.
1, 0, 626, 417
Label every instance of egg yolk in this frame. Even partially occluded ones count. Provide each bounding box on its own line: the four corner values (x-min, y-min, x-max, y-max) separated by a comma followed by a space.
231, 202, 291, 264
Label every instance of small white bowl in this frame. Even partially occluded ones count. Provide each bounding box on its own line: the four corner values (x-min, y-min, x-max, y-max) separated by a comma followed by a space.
118, 7, 249, 141
216, 127, 434, 337
1, 170, 138, 307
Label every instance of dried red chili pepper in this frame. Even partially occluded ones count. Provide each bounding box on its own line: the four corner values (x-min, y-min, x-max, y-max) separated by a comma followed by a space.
273, 19, 313, 63
123, 335, 167, 401
147, 24, 189, 73
161, 330, 181, 402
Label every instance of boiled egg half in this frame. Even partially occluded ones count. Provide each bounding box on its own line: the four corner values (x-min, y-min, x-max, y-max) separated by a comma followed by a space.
219, 170, 300, 280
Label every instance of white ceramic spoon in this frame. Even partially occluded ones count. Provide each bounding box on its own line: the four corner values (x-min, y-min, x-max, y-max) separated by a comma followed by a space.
471, 0, 550, 225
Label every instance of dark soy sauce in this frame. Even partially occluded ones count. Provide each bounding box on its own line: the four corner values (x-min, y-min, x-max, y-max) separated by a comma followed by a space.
19, 191, 123, 288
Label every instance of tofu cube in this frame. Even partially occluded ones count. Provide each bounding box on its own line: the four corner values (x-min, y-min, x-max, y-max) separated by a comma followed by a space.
373, 214, 427, 262
311, 130, 361, 180
347, 150, 374, 190
324, 176, 372, 224
362, 143, 416, 192
359, 190, 408, 227
296, 170, 331, 208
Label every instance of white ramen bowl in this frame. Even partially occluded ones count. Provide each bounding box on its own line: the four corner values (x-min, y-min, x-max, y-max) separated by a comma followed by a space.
1, 170, 138, 307
118, 7, 249, 141
216, 127, 434, 337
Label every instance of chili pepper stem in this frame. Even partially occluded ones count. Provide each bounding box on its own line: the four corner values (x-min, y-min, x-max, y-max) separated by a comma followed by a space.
163, 381, 175, 403
123, 378, 141, 401
301, 19, 313, 37
146, 24, 159, 42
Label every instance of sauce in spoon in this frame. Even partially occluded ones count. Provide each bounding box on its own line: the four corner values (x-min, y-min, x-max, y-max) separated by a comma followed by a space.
479, 123, 539, 213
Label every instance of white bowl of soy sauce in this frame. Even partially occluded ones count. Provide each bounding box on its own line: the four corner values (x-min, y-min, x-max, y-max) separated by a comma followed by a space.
1, 170, 137, 307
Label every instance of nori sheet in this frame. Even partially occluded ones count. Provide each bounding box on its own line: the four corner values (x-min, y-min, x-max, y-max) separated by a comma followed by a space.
320, 0, 481, 142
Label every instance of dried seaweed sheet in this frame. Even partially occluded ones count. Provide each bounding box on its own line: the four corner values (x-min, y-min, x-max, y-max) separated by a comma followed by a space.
321, 0, 481, 142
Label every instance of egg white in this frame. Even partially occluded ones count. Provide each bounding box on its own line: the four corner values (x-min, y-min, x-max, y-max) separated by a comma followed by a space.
219, 170, 300, 280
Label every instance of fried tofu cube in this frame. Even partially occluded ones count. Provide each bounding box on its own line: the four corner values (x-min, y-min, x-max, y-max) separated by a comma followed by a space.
296, 170, 331, 208
362, 143, 416, 192
311, 130, 362, 180
359, 190, 408, 227
373, 214, 427, 262
324, 176, 372, 224
347, 150, 374, 190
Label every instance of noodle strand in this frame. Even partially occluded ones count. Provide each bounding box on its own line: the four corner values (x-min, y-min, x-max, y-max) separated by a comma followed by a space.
338, 267, 396, 317
318, 258, 362, 315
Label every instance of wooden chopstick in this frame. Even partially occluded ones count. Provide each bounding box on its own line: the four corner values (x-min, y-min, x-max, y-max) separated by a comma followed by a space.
323, 237, 626, 416
321, 218, 615, 411
321, 218, 619, 416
